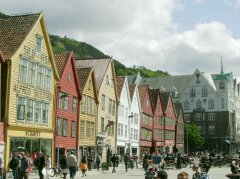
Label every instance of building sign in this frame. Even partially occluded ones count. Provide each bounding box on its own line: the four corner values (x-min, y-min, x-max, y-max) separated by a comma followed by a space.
12, 84, 52, 101
156, 142, 164, 146
24, 45, 50, 65
25, 131, 41, 137
140, 141, 152, 147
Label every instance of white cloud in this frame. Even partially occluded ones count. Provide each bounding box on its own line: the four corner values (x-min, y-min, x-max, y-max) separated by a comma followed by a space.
225, 0, 240, 8
0, 0, 240, 78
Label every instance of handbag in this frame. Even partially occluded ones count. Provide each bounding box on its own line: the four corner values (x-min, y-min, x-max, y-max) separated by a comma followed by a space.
62, 168, 69, 174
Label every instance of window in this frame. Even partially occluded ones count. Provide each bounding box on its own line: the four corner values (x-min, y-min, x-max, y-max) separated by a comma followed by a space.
80, 121, 85, 138
196, 99, 202, 109
19, 58, 28, 83
101, 95, 105, 110
57, 118, 62, 136
36, 35, 42, 53
68, 74, 71, 82
195, 113, 203, 121
146, 97, 149, 107
35, 101, 41, 123
63, 119, 68, 136
86, 122, 91, 137
106, 75, 109, 85
184, 100, 190, 110
87, 96, 91, 115
134, 129, 138, 141
91, 122, 95, 137
91, 98, 95, 115
81, 95, 86, 113
72, 97, 77, 113
219, 81, 225, 89
184, 114, 190, 122
44, 68, 51, 90
221, 98, 224, 108
71, 121, 76, 137
27, 99, 33, 121
190, 88, 195, 97
37, 65, 44, 87
17, 97, 25, 120
42, 103, 49, 123
208, 99, 214, 109
202, 87, 208, 97
118, 123, 124, 136
108, 99, 112, 114
59, 93, 69, 110
208, 113, 215, 121
28, 61, 36, 85
125, 125, 128, 137
208, 126, 215, 135
101, 117, 104, 133
198, 125, 205, 135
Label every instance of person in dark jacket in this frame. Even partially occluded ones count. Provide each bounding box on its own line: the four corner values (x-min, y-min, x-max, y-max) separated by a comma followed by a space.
86, 155, 93, 171
123, 153, 130, 172
36, 151, 45, 179
111, 154, 117, 173
95, 154, 101, 171
9, 152, 20, 179
60, 154, 68, 179
19, 153, 29, 179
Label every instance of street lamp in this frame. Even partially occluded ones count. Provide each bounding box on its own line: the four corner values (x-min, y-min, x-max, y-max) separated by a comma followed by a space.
186, 121, 190, 155
57, 93, 68, 167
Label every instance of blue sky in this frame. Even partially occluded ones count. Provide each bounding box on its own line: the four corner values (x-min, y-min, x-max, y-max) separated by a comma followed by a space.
0, 0, 240, 77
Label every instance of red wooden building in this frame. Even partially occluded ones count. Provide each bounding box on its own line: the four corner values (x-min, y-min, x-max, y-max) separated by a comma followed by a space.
150, 89, 165, 153
54, 52, 81, 164
138, 85, 154, 156
160, 92, 177, 153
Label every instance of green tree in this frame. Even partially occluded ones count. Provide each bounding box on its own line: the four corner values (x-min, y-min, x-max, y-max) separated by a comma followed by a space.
185, 123, 204, 153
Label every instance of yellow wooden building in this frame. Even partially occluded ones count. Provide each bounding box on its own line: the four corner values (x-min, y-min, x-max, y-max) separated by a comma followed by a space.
0, 12, 59, 174
76, 67, 98, 161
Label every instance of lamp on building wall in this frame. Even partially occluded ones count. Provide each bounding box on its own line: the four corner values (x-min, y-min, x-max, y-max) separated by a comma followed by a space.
57, 93, 68, 167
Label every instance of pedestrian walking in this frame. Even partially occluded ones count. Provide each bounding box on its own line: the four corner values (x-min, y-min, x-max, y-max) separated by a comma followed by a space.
133, 154, 138, 168
192, 164, 200, 179
111, 154, 117, 173
86, 154, 93, 171
35, 151, 45, 179
45, 154, 51, 179
79, 156, 87, 177
199, 163, 210, 179
26, 154, 33, 174
123, 153, 129, 172
60, 154, 68, 179
66, 151, 78, 179
9, 152, 20, 179
19, 153, 29, 179
156, 170, 168, 179
95, 154, 101, 171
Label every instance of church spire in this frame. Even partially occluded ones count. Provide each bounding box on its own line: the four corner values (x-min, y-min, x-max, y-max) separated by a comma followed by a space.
221, 56, 224, 74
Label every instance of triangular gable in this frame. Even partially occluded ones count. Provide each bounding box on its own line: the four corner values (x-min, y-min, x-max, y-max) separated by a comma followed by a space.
166, 94, 177, 119
132, 84, 142, 114
138, 85, 153, 115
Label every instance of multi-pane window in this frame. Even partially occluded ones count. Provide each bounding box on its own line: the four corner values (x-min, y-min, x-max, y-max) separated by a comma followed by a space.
108, 99, 116, 115
208, 126, 215, 135
202, 87, 208, 97
184, 100, 190, 110
90, 122, 95, 137
86, 122, 91, 137
101, 94, 105, 110
208, 99, 214, 109
72, 97, 77, 113
91, 98, 95, 115
37, 65, 44, 87
134, 114, 138, 124
184, 114, 190, 122
17, 97, 25, 120
142, 114, 148, 125
87, 96, 91, 115
134, 129, 138, 141
125, 125, 128, 137
17, 97, 49, 124
190, 88, 195, 97
80, 121, 85, 138
141, 128, 152, 140
63, 119, 68, 136
44, 68, 51, 90
208, 113, 215, 121
37, 65, 51, 90
158, 116, 164, 125
59, 93, 69, 110
196, 99, 202, 109
57, 118, 62, 136
81, 95, 86, 113
130, 128, 134, 140
71, 121, 76, 137
27, 99, 33, 121
28, 61, 36, 85
19, 58, 28, 83
36, 35, 42, 53
101, 117, 104, 133
195, 113, 203, 121
198, 125, 205, 135
117, 123, 124, 136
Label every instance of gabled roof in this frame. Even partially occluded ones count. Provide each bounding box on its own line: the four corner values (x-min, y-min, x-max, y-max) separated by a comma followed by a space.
160, 92, 170, 112
174, 102, 182, 118
138, 85, 149, 106
150, 89, 159, 110
0, 50, 5, 63
75, 58, 111, 91
0, 13, 40, 60
141, 75, 192, 98
76, 67, 92, 92
116, 77, 125, 98
54, 52, 71, 77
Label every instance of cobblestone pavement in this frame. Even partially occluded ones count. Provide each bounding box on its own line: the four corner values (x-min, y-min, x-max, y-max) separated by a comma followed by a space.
27, 164, 232, 179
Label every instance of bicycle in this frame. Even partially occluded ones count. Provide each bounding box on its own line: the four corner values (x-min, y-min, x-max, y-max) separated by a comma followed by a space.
48, 166, 64, 178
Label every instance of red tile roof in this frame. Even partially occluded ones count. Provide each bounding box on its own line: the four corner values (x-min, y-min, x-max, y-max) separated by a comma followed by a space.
54, 52, 71, 77
76, 67, 92, 92
0, 13, 40, 60
138, 85, 149, 106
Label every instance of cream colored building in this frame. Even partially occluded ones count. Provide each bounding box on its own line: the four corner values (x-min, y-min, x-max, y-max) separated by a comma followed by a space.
75, 58, 118, 163
0, 13, 59, 174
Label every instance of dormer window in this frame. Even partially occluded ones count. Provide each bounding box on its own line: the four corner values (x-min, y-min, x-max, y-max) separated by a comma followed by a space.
219, 81, 225, 89
36, 35, 42, 53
